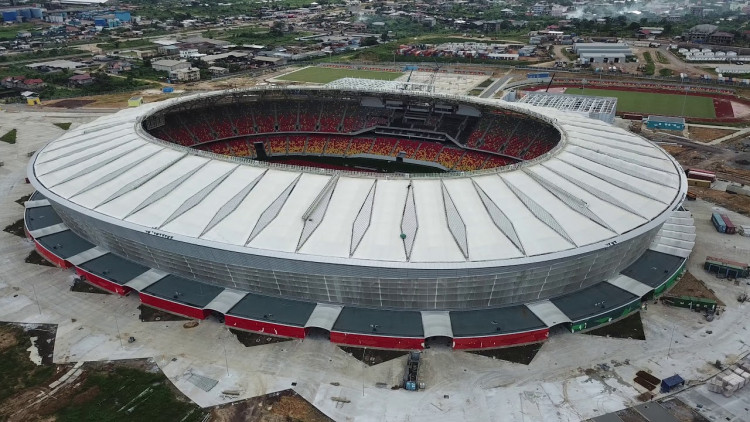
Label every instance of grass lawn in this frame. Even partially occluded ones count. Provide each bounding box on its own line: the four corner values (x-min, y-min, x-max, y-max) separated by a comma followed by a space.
277, 66, 403, 84
575, 88, 716, 118
1, 129, 17, 144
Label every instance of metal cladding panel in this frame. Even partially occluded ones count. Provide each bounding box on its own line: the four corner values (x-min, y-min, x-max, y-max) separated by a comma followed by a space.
49, 200, 664, 309
443, 178, 523, 260
305, 304, 344, 331
35, 129, 135, 174
203, 289, 247, 314
76, 268, 129, 295
202, 169, 299, 245
34, 241, 70, 268
97, 155, 207, 219
225, 315, 305, 339
71, 149, 185, 209
329, 332, 424, 350
525, 301, 571, 327
250, 173, 331, 252
410, 179, 463, 262
53, 144, 163, 199
127, 161, 237, 228
299, 178, 374, 258
473, 174, 571, 256
353, 179, 409, 261
533, 165, 646, 232
559, 152, 676, 204
503, 171, 614, 246
162, 166, 266, 237
421, 311, 453, 338
139, 293, 208, 320
453, 329, 548, 350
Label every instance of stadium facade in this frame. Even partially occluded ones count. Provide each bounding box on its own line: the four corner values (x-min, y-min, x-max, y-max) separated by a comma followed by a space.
24, 86, 694, 350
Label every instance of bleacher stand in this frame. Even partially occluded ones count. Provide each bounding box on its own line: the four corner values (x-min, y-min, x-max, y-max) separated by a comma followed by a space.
346, 137, 374, 155
436, 146, 464, 169
305, 135, 327, 154
414, 142, 443, 162
324, 136, 350, 155
370, 137, 399, 156
393, 139, 420, 158
288, 135, 307, 154
264, 135, 288, 155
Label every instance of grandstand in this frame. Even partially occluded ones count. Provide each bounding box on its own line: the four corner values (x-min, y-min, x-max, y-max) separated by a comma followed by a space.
140, 91, 559, 173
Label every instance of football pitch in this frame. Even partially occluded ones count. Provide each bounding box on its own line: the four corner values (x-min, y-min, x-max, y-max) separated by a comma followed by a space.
276, 67, 404, 84
573, 88, 717, 119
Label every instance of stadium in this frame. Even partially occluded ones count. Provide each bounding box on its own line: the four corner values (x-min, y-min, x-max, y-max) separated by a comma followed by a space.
24, 84, 693, 350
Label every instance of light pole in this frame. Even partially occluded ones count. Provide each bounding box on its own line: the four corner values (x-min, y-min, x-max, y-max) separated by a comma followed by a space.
114, 315, 123, 348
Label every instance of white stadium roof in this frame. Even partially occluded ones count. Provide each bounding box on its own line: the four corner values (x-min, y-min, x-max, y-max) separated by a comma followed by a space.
29, 88, 685, 270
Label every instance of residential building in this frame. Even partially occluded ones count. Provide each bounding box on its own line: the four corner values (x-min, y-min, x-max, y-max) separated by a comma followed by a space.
151, 59, 191, 72
169, 67, 200, 82
68, 73, 94, 86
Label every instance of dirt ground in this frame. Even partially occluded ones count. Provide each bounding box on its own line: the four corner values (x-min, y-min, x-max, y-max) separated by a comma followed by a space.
687, 126, 738, 143
338, 346, 406, 366
210, 389, 331, 422
583, 312, 646, 340
668, 271, 724, 306
688, 186, 750, 215
467, 342, 544, 365
3, 219, 25, 238
24, 250, 55, 267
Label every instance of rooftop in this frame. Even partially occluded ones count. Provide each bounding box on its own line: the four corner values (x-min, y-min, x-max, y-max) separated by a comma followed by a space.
620, 250, 686, 288
25, 206, 63, 232
77, 253, 149, 285
142, 275, 223, 308
450, 305, 546, 337
227, 294, 316, 327
35, 230, 95, 260
550, 282, 638, 322
333, 308, 423, 337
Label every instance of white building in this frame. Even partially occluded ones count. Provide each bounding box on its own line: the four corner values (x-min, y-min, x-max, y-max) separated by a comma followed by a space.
152, 59, 191, 73
169, 67, 200, 82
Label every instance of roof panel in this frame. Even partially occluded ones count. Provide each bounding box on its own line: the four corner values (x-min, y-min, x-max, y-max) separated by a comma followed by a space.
442, 178, 523, 260
410, 179, 464, 262
249, 173, 332, 252
71, 148, 185, 209
96, 155, 207, 219
52, 143, 164, 199
473, 174, 572, 256
352, 179, 409, 262
202, 169, 299, 245
161, 166, 267, 237
126, 160, 238, 228
299, 177, 375, 258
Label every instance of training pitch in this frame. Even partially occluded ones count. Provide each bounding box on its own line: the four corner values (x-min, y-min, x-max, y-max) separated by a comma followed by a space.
572, 88, 717, 119
276, 67, 403, 84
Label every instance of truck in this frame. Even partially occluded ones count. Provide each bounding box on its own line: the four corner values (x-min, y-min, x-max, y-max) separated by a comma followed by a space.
403, 352, 421, 391
721, 214, 737, 234
712, 212, 727, 233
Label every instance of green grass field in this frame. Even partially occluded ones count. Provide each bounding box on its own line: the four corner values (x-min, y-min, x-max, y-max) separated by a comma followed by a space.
277, 67, 403, 84
574, 88, 716, 118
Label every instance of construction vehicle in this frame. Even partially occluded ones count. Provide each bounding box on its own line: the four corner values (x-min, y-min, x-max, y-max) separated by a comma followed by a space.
403, 352, 421, 391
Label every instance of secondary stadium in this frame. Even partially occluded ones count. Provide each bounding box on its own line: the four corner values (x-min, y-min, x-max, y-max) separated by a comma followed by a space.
24, 84, 693, 350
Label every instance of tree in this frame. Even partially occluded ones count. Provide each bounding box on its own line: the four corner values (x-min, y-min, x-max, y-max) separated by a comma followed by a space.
380, 31, 389, 42
270, 20, 285, 36
360, 36, 378, 47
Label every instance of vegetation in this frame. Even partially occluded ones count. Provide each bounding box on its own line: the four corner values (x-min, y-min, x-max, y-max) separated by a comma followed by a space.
95, 38, 155, 51
0, 324, 55, 403
659, 68, 674, 77
0, 23, 37, 41
655, 51, 670, 64
56, 366, 204, 422
0, 48, 87, 64
642, 51, 655, 76
277, 66, 403, 83
0, 129, 17, 144
576, 88, 716, 119
53, 122, 72, 130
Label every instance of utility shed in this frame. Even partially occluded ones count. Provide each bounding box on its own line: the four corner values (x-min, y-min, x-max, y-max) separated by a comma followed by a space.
645, 115, 685, 131
660, 374, 685, 393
